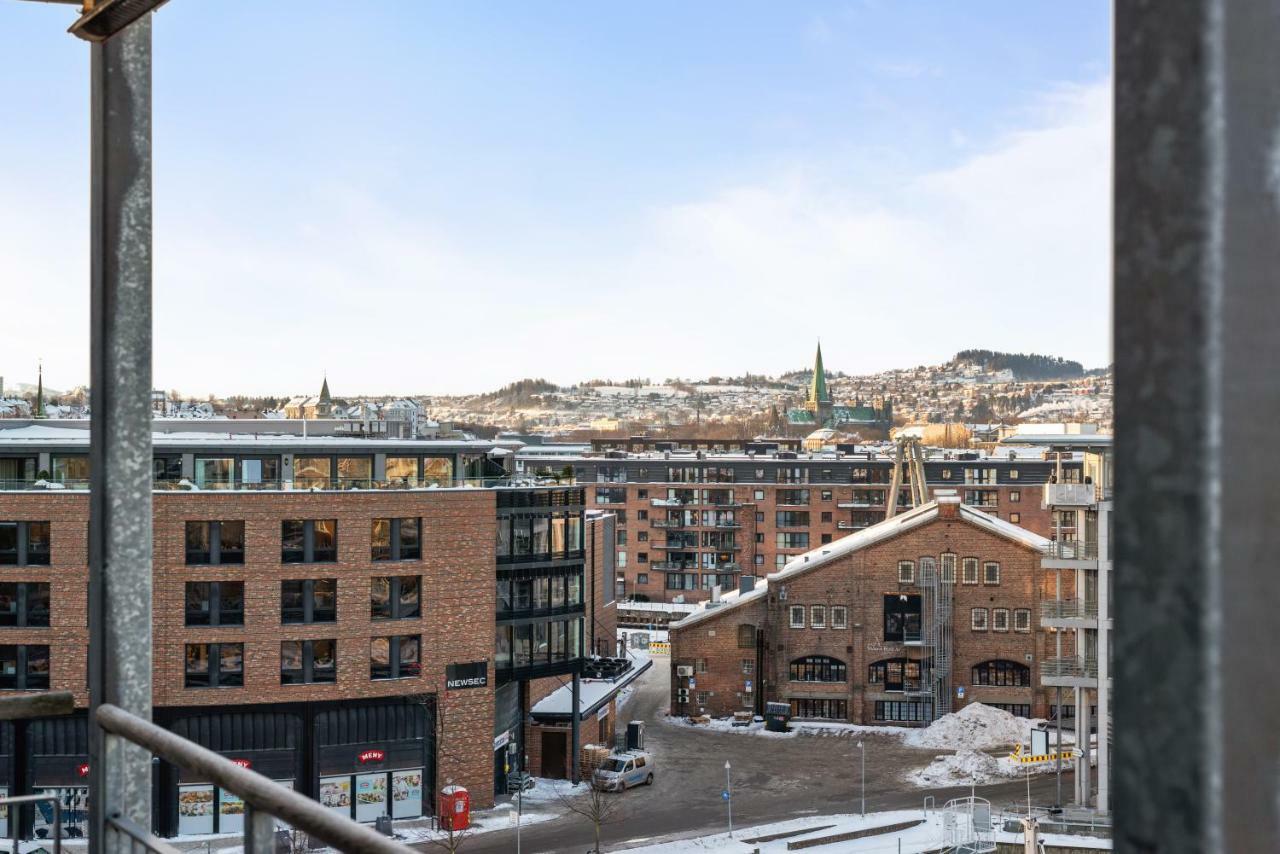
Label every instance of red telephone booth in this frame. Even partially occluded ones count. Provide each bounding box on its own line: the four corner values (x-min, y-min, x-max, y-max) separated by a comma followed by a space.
438, 785, 470, 831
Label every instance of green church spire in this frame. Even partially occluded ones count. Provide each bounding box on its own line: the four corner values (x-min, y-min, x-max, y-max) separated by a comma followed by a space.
809, 342, 831, 405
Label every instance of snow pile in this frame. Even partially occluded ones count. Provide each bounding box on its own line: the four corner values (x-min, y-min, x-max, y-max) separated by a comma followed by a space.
907, 749, 1017, 787
903, 703, 1029, 750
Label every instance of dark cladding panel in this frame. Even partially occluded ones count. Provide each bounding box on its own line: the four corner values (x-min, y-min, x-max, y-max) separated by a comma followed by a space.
316, 701, 430, 747
27, 714, 89, 756
494, 681, 520, 739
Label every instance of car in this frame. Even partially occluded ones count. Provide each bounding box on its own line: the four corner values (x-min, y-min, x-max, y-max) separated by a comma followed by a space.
591, 750, 655, 792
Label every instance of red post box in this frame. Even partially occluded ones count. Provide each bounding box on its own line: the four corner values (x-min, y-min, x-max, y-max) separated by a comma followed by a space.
438, 785, 470, 831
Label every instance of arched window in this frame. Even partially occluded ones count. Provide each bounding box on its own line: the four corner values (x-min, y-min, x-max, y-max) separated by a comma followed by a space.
737, 624, 756, 649
972, 659, 1030, 687
867, 657, 923, 692
789, 655, 847, 683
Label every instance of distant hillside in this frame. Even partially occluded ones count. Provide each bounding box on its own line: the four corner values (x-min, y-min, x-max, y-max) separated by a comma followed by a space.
474, 378, 559, 406
951, 350, 1085, 381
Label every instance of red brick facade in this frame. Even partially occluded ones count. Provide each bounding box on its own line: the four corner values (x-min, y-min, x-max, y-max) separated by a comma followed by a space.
670, 501, 1064, 725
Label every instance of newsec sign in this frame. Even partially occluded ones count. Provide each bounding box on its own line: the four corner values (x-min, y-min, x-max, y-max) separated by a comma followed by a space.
446, 661, 489, 690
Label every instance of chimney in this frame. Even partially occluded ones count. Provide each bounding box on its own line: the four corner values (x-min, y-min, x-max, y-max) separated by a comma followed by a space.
739, 576, 756, 595
936, 489, 961, 519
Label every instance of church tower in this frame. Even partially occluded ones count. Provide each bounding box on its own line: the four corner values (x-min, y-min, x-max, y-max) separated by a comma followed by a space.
806, 342, 833, 425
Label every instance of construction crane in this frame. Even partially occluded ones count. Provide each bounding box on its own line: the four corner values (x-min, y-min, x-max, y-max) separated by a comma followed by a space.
884, 435, 929, 519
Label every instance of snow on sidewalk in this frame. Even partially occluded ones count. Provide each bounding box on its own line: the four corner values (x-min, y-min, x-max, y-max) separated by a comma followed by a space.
616, 810, 951, 853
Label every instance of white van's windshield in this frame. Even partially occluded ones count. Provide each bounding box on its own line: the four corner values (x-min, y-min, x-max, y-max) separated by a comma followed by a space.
601, 758, 628, 773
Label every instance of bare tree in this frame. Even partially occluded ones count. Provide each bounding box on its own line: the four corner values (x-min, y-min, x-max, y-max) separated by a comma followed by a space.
420, 695, 476, 854
555, 749, 630, 854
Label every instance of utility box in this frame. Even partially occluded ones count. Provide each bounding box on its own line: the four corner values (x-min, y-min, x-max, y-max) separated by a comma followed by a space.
626, 720, 645, 751
439, 786, 470, 832
765, 701, 791, 732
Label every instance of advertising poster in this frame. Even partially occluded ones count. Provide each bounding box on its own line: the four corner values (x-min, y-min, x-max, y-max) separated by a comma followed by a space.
219, 788, 246, 834
319, 776, 352, 818
391, 769, 424, 819
177, 784, 216, 836
355, 773, 387, 823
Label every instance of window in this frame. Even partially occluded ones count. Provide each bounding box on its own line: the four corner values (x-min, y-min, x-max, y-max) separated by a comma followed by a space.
637, 509, 648, 520
776, 532, 809, 550
756, 533, 764, 543
820, 490, 833, 501
964, 468, 996, 485
595, 488, 626, 504
281, 520, 337, 563
831, 606, 847, 629
617, 552, 627, 569
821, 534, 832, 544
875, 700, 932, 722
754, 554, 764, 566
184, 643, 243, 688
1010, 490, 1021, 503
940, 553, 957, 583
898, 560, 915, 583
696, 658, 708, 674
1009, 469, 1020, 480
281, 579, 337, 624
0, 644, 49, 690
0, 522, 51, 566
971, 608, 989, 631
1009, 512, 1021, 524
867, 658, 922, 692
810, 605, 826, 628
280, 639, 337, 684
636, 573, 648, 585
775, 511, 810, 527
789, 605, 805, 629
695, 691, 710, 706
941, 469, 952, 480
777, 489, 809, 505
370, 635, 421, 680
789, 655, 846, 682
964, 490, 999, 508
637, 531, 648, 542
184, 521, 245, 565
821, 511, 832, 523
988, 703, 1032, 718
637, 552, 647, 563
184, 581, 244, 626
992, 608, 1010, 632
791, 698, 847, 720
617, 530, 627, 546
972, 659, 1031, 687
962, 557, 979, 584
753, 489, 765, 500
884, 594, 922, 641
984, 562, 1001, 585
741, 659, 754, 675
371, 576, 420, 620
1014, 608, 1032, 632
737, 624, 756, 648
0, 582, 50, 628
371, 518, 421, 561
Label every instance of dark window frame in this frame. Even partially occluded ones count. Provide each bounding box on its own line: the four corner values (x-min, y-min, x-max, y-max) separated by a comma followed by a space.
369, 634, 422, 680
0, 521, 51, 567
184, 520, 245, 565
371, 517, 422, 562
184, 642, 244, 689
281, 578, 338, 624
788, 655, 847, 683
184, 580, 245, 627
281, 519, 338, 564
0, 581, 50, 628
280, 638, 337, 685
370, 575, 421, 621
972, 659, 1031, 687
0, 644, 50, 690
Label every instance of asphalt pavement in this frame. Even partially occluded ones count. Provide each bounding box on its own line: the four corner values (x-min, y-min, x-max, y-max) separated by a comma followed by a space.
445, 660, 1075, 854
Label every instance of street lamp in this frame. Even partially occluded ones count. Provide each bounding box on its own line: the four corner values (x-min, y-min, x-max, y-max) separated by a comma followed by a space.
857, 741, 865, 817
724, 760, 733, 838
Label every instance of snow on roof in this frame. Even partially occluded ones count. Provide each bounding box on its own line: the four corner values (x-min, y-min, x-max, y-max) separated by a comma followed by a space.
673, 499, 1050, 631
530, 658, 652, 720
0, 424, 496, 450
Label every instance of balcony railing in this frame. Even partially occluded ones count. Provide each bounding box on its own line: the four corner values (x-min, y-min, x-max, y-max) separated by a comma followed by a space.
95, 704, 415, 853
4, 476, 524, 492
1041, 540, 1100, 560
651, 560, 699, 570
1041, 657, 1099, 680
650, 518, 685, 528
1040, 599, 1100, 620
1042, 482, 1098, 507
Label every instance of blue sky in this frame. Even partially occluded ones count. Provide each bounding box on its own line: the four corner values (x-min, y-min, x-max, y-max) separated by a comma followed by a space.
1, 1, 1111, 396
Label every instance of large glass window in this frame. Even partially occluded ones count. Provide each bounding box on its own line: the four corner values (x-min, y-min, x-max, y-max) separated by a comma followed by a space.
185, 521, 245, 565
0, 645, 50, 690
280, 639, 336, 684
185, 643, 243, 688
0, 583, 50, 628
972, 659, 1030, 687
293, 457, 332, 489
281, 520, 337, 563
372, 518, 421, 561
0, 522, 50, 566
868, 658, 922, 692
422, 457, 453, 486
194, 457, 235, 489
371, 576, 420, 620
281, 579, 337, 624
185, 581, 244, 626
883, 594, 922, 642
336, 457, 372, 488
385, 456, 418, 484
790, 698, 846, 720
50, 455, 89, 483
370, 635, 421, 680
788, 655, 846, 682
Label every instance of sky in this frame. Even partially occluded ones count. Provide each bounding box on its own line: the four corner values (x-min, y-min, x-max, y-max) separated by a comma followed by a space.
0, 1, 1111, 397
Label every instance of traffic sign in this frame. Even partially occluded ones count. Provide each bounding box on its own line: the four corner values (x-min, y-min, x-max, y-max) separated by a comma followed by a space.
722, 790, 730, 801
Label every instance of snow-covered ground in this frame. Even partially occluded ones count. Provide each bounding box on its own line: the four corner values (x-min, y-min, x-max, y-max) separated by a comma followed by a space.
903, 702, 1047, 750
666, 715, 905, 739
615, 808, 1113, 853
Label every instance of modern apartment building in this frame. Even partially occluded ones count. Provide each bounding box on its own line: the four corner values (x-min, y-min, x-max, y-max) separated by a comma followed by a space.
520, 446, 1085, 604
668, 493, 1063, 725
0, 423, 618, 838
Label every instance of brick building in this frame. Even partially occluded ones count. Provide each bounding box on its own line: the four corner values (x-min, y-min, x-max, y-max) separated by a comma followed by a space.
668, 493, 1063, 726
521, 445, 1084, 604
0, 424, 617, 838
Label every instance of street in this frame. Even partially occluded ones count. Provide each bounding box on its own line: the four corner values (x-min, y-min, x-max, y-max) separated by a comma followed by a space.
451, 662, 1075, 853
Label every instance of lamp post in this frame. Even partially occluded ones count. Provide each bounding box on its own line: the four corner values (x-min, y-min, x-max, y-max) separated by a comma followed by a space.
724, 760, 733, 837
857, 741, 865, 817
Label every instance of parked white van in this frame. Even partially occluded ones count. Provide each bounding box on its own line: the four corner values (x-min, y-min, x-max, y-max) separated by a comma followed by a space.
592, 750, 655, 792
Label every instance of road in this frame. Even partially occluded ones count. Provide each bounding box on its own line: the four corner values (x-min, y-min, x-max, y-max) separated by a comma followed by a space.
453, 662, 1075, 853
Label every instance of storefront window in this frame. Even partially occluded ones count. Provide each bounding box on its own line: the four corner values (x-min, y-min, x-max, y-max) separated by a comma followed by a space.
355, 773, 387, 822
320, 776, 352, 817
177, 784, 215, 835
35, 788, 87, 840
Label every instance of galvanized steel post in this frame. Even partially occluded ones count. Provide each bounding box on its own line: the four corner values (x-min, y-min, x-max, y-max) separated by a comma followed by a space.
1114, 0, 1280, 851
87, 14, 154, 852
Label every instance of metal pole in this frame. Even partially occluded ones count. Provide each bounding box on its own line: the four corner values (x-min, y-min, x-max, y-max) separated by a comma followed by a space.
725, 761, 732, 837
570, 673, 581, 784
87, 14, 154, 854
858, 741, 865, 817
1114, 1, 1280, 850
242, 804, 274, 854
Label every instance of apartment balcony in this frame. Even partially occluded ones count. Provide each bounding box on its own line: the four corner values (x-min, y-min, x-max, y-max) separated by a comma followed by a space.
837, 499, 884, 509
650, 518, 686, 529
1042, 482, 1098, 508
654, 541, 700, 551
1041, 656, 1099, 688
837, 521, 869, 531
651, 560, 699, 571
1040, 598, 1100, 629
710, 520, 742, 529
707, 498, 743, 508
1041, 540, 1100, 568
651, 497, 697, 507
7, 476, 523, 493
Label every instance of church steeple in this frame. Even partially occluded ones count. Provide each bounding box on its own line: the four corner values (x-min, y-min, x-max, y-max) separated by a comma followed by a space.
319, 373, 331, 404
808, 342, 831, 405
35, 360, 44, 418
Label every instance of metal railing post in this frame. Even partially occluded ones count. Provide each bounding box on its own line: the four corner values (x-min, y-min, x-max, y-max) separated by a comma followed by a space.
87, 14, 154, 854
243, 804, 276, 854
